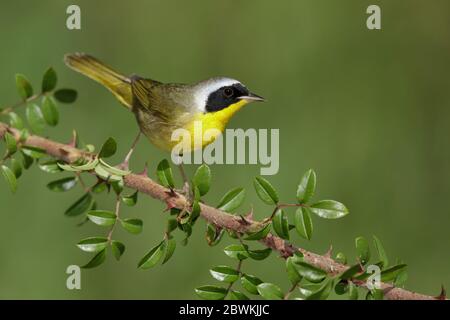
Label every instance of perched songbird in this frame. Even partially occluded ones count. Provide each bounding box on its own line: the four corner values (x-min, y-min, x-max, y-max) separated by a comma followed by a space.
64, 53, 264, 153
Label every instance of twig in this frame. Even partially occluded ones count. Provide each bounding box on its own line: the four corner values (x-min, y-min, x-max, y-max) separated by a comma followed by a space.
0, 121, 439, 300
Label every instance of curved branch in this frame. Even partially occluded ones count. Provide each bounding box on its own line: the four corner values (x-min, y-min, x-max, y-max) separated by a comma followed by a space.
0, 121, 439, 300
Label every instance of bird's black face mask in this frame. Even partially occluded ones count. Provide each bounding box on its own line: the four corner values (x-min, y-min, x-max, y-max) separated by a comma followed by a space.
205, 83, 249, 113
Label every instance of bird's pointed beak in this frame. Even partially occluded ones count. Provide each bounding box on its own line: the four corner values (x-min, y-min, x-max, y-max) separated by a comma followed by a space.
239, 92, 265, 102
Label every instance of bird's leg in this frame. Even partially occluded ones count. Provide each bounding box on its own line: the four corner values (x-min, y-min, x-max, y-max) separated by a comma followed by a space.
177, 163, 192, 199
119, 131, 141, 171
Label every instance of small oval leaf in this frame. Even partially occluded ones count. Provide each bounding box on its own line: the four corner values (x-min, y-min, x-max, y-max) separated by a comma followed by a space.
16, 74, 33, 99
310, 200, 349, 219
41, 96, 59, 126
295, 261, 327, 283
257, 283, 284, 300
297, 169, 316, 203
120, 218, 143, 234
26, 104, 45, 134
193, 164, 211, 196
111, 240, 126, 261
217, 187, 245, 212
42, 67, 57, 92
240, 274, 263, 295
253, 176, 279, 205
355, 236, 370, 265
46, 177, 77, 192
138, 242, 164, 269
87, 210, 117, 227
1, 165, 17, 193
81, 249, 106, 269
98, 137, 117, 158
77, 237, 108, 252
65, 193, 93, 216
273, 209, 290, 240
54, 88, 77, 103
156, 159, 175, 188
194, 285, 227, 300
210, 265, 239, 283
295, 207, 313, 240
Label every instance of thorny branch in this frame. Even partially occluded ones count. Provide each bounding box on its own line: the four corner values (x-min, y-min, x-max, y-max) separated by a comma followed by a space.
0, 121, 440, 300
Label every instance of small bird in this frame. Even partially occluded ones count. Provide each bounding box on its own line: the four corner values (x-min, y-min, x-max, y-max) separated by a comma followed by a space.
64, 53, 264, 153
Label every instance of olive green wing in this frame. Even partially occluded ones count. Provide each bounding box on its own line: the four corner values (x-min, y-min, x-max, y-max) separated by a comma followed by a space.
131, 78, 192, 122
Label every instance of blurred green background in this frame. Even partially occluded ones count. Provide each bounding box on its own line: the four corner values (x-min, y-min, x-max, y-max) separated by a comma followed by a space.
1, 0, 449, 299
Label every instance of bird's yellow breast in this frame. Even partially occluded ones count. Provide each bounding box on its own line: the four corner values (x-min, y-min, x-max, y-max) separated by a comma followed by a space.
185, 99, 247, 150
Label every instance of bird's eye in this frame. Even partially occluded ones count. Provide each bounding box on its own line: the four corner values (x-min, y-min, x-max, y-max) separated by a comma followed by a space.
223, 87, 234, 98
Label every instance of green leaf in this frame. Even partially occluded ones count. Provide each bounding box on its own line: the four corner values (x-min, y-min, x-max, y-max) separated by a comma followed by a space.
224, 244, 249, 260
257, 283, 284, 300
334, 281, 348, 295
295, 261, 327, 283
299, 283, 322, 298
162, 238, 176, 264
355, 236, 370, 265
10, 158, 22, 178
98, 137, 117, 158
166, 218, 178, 234
54, 88, 77, 103
240, 274, 263, 295
111, 240, 125, 261
77, 237, 108, 252
190, 199, 201, 223
294, 207, 313, 240
122, 191, 138, 206
16, 74, 33, 99
348, 282, 359, 300
194, 286, 227, 300
272, 209, 290, 240
120, 218, 143, 234
1, 165, 17, 193
373, 235, 389, 268
217, 187, 246, 212
380, 264, 407, 282
87, 210, 117, 227
26, 104, 45, 134
335, 252, 347, 264
253, 176, 278, 205
339, 264, 363, 280
310, 200, 349, 219
65, 193, 93, 216
247, 248, 272, 260
98, 159, 130, 176
229, 290, 249, 300
21, 145, 46, 159
81, 249, 106, 269
286, 257, 302, 285
4, 132, 17, 155
9, 112, 24, 129
18, 128, 29, 142
21, 150, 33, 169
305, 279, 334, 300
39, 160, 62, 173
297, 169, 316, 203
41, 96, 59, 126
192, 164, 211, 196
156, 159, 175, 188
368, 289, 384, 300
210, 265, 239, 283
94, 165, 122, 182
92, 181, 107, 194
244, 223, 271, 240
41, 67, 57, 92
138, 241, 164, 269
205, 223, 224, 246
46, 177, 77, 192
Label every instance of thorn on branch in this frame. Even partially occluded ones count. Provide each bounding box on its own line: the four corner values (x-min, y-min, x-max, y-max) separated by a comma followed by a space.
436, 285, 446, 300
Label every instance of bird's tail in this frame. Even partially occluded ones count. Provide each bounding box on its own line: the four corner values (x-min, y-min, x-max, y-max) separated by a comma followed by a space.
64, 53, 132, 109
